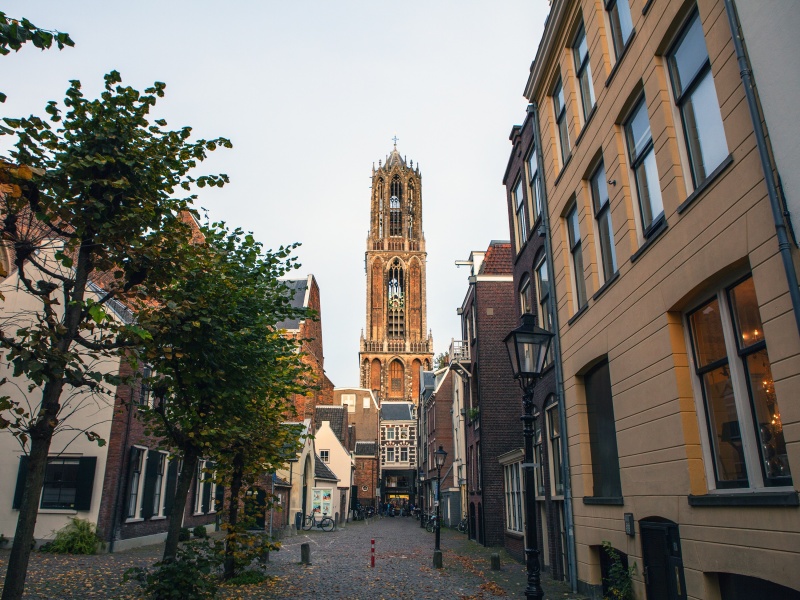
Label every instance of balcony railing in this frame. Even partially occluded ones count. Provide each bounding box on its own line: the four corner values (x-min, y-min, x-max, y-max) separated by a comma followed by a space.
370, 239, 422, 252
449, 339, 470, 363
360, 337, 433, 354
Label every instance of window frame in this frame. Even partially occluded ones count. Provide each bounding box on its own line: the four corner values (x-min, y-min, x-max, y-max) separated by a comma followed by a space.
686, 274, 792, 491
41, 458, 80, 510
606, 0, 634, 60
573, 23, 596, 122
513, 176, 528, 251
547, 401, 564, 496
566, 203, 588, 310
589, 160, 618, 282
624, 97, 664, 236
666, 8, 728, 188
504, 461, 524, 533
320, 449, 330, 463
519, 275, 532, 316
151, 452, 167, 518
553, 77, 570, 166
126, 446, 147, 521
526, 144, 542, 224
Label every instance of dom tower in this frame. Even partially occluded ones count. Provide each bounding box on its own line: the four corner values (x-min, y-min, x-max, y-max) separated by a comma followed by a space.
360, 144, 433, 405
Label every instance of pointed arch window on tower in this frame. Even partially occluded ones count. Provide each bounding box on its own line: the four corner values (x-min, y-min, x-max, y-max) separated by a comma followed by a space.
390, 176, 403, 236
389, 360, 404, 398
377, 179, 385, 238
387, 261, 405, 339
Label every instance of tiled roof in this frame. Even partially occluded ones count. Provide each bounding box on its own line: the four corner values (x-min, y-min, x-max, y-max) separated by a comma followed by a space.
354, 441, 377, 456
480, 241, 512, 275
315, 406, 346, 445
276, 278, 308, 330
273, 475, 291, 488
314, 454, 339, 481
380, 402, 413, 421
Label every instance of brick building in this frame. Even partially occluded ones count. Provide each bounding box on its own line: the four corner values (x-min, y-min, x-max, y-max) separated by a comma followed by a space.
379, 402, 417, 510
359, 145, 433, 405
334, 388, 380, 509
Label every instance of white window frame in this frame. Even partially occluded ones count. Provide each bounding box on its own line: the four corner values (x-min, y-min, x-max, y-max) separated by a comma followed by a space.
503, 461, 524, 533
605, 0, 634, 61
152, 452, 168, 518
526, 144, 542, 223
513, 177, 527, 251
547, 403, 564, 497
553, 77, 570, 167
625, 97, 664, 237
387, 447, 395, 463
573, 22, 595, 123
590, 160, 617, 283
566, 202, 588, 311
320, 450, 330, 463
126, 446, 147, 522
400, 447, 408, 463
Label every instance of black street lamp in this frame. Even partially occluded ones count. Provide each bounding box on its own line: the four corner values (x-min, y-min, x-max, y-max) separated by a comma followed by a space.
433, 445, 447, 564
419, 472, 426, 529
504, 313, 554, 600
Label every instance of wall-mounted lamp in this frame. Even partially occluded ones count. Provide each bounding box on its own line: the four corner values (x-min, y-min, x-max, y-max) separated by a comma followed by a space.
607, 179, 617, 186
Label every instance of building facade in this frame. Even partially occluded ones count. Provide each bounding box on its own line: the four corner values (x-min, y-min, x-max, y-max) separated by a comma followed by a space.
359, 145, 433, 405
522, 0, 800, 597
334, 388, 380, 509
379, 402, 417, 510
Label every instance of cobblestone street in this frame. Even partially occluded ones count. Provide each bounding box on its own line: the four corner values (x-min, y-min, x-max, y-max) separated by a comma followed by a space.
0, 517, 588, 599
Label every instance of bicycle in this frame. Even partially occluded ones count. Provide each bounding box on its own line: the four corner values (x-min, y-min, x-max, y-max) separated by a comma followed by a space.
456, 514, 468, 534
425, 513, 438, 533
302, 512, 335, 532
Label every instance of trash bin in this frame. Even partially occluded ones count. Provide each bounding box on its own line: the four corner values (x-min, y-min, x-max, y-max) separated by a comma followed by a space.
295, 511, 303, 530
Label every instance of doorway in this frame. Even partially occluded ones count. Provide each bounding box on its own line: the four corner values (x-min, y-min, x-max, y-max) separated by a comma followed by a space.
244, 487, 266, 530
639, 518, 686, 600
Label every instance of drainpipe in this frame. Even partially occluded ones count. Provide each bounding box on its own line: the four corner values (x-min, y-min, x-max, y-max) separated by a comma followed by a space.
530, 102, 578, 593
723, 0, 800, 338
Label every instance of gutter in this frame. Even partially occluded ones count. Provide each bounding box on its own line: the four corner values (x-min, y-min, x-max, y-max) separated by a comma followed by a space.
722, 0, 800, 339
530, 102, 578, 593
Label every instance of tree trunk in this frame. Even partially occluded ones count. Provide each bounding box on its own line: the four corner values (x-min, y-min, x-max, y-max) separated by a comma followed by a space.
2, 381, 63, 600
223, 451, 245, 580
162, 446, 199, 561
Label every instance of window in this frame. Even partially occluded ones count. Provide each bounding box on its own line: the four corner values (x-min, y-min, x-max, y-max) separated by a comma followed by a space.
41, 458, 79, 509
573, 23, 595, 121
547, 402, 564, 495
504, 462, 523, 532
139, 366, 152, 406
667, 9, 728, 186
387, 447, 395, 462
585, 360, 622, 498
513, 177, 527, 250
400, 447, 408, 462
151, 453, 166, 516
363, 397, 370, 409
553, 78, 570, 165
390, 175, 403, 236
400, 428, 408, 440
389, 359, 404, 395
533, 410, 545, 496
590, 161, 617, 281
567, 204, 587, 309
606, 0, 633, 59
687, 275, 791, 489
535, 254, 552, 332
476, 442, 482, 490
127, 448, 145, 519
519, 275, 532, 315
526, 144, 542, 222
386, 427, 395, 440
320, 450, 330, 463
625, 98, 663, 234
341, 393, 356, 413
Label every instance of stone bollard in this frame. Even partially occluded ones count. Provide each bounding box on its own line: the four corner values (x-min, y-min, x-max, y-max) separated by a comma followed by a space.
301, 542, 311, 565
433, 549, 443, 569
490, 553, 501, 571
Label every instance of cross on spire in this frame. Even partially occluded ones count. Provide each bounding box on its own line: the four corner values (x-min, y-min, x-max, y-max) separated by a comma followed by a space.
392, 135, 399, 148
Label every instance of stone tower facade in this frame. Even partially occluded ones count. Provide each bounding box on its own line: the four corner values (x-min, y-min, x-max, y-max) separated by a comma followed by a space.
359, 145, 433, 405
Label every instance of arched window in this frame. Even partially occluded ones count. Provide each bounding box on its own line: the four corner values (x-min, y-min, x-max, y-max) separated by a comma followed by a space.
387, 260, 405, 338
390, 175, 402, 236
519, 274, 532, 316
377, 179, 385, 238
389, 360, 404, 398
407, 182, 415, 238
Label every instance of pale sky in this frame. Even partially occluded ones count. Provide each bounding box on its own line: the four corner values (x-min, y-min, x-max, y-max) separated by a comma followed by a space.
1, 1, 549, 388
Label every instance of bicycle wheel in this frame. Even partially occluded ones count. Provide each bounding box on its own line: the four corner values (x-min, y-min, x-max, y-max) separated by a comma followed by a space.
302, 515, 314, 531
321, 517, 335, 532
457, 521, 467, 533
426, 520, 435, 533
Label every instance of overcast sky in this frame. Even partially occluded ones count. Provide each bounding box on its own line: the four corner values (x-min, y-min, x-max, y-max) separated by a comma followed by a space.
2, 1, 549, 387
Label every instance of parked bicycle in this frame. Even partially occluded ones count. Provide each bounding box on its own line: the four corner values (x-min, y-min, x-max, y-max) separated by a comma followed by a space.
456, 514, 468, 534
301, 512, 335, 532
425, 513, 438, 533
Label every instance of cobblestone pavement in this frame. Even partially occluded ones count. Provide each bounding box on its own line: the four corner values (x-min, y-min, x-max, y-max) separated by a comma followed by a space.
0, 516, 589, 599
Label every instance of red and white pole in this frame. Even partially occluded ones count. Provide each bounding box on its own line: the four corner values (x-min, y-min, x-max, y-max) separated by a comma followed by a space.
371, 538, 375, 568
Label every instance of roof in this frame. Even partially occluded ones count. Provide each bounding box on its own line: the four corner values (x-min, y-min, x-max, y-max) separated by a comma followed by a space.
354, 441, 377, 457
276, 278, 308, 330
386, 147, 405, 169
273, 475, 291, 488
314, 454, 339, 482
380, 402, 414, 421
480, 241, 513, 275
315, 406, 347, 445
421, 371, 437, 402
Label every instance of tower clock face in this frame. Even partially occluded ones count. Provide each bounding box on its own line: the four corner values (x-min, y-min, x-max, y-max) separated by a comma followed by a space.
389, 293, 404, 309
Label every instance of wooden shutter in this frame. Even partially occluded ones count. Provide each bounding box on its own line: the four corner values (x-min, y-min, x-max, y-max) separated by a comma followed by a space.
74, 457, 97, 511
141, 451, 160, 520
12, 455, 29, 509
163, 459, 178, 516
214, 484, 225, 513
201, 478, 211, 514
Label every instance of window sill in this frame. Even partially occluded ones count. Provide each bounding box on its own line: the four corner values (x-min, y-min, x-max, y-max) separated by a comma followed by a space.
605, 30, 636, 88
574, 105, 598, 148
583, 496, 624, 505
642, 0, 654, 15
39, 508, 78, 515
150, 515, 167, 521
553, 153, 573, 187
688, 490, 799, 507
592, 271, 620, 302
630, 215, 668, 264
125, 518, 144, 524
505, 530, 524, 539
567, 303, 589, 327
676, 153, 734, 215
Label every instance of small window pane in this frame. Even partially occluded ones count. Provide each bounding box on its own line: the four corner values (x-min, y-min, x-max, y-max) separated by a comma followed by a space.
670, 15, 708, 97
608, 0, 633, 58
627, 102, 652, 161
702, 366, 747, 486
689, 298, 727, 368
681, 74, 728, 181
728, 277, 763, 350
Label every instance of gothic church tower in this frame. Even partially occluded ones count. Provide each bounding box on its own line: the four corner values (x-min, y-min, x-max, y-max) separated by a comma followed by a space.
360, 145, 433, 405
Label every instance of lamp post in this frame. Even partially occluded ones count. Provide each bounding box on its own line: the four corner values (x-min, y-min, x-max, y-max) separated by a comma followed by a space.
433, 445, 447, 567
504, 313, 554, 600
419, 473, 426, 529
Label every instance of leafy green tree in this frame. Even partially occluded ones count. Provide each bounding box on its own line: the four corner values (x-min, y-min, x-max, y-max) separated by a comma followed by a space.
0, 72, 229, 600
134, 223, 310, 562
0, 12, 74, 103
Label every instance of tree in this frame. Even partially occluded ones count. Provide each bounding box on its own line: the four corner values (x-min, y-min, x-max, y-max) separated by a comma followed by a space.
0, 12, 74, 103
434, 352, 449, 370
134, 223, 310, 562
0, 72, 229, 600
